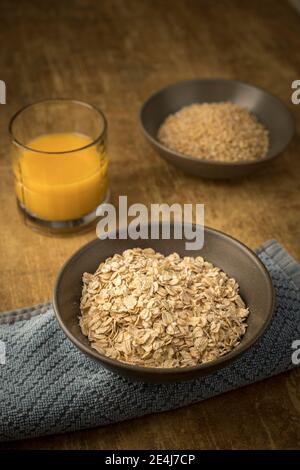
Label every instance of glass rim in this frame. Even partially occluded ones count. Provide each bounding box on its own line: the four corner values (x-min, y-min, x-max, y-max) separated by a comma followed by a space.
9, 98, 107, 155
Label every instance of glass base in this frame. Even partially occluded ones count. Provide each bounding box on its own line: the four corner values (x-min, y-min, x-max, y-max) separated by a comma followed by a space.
17, 190, 110, 235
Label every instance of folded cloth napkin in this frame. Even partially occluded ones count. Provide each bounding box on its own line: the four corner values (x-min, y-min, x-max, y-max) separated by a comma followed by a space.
0, 240, 300, 442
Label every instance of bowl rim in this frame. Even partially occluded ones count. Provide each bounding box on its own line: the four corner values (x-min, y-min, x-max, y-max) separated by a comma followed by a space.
139, 78, 296, 167
53, 225, 275, 377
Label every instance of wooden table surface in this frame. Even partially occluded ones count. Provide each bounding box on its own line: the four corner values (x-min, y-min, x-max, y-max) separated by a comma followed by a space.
0, 0, 300, 450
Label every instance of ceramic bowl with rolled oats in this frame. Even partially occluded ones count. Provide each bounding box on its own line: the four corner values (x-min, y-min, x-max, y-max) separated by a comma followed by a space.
53, 226, 274, 382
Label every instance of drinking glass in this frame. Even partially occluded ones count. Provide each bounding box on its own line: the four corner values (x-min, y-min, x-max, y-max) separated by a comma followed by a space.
9, 99, 109, 233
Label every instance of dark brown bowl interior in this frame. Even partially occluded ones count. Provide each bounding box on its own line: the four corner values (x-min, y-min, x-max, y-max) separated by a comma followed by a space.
140, 79, 295, 179
53, 225, 274, 383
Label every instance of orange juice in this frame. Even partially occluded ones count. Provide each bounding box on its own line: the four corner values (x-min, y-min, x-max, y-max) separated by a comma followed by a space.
13, 132, 108, 221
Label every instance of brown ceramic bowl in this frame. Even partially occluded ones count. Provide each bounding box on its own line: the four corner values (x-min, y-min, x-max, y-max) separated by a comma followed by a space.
53, 225, 274, 383
140, 79, 295, 179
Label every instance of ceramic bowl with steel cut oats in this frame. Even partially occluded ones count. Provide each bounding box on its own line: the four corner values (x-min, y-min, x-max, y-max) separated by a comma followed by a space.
140, 79, 295, 179
53, 224, 274, 383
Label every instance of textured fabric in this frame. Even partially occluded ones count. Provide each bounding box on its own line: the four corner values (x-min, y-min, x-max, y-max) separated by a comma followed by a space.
0, 240, 299, 442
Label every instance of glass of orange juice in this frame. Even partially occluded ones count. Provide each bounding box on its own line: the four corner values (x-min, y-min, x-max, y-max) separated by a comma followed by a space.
9, 99, 109, 233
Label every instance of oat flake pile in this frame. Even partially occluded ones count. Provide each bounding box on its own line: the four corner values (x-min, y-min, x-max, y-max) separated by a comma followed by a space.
79, 248, 249, 368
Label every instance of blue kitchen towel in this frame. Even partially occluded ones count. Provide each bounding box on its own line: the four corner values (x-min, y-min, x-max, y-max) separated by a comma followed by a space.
0, 240, 300, 442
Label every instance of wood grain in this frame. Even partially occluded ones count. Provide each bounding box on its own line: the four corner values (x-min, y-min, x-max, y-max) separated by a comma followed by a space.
0, 0, 299, 450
